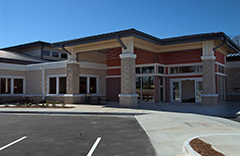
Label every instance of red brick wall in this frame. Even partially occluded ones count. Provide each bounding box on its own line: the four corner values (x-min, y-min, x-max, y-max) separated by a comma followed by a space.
158, 49, 202, 65
106, 78, 120, 101
134, 48, 155, 64
106, 48, 121, 67
107, 69, 120, 76
215, 51, 225, 64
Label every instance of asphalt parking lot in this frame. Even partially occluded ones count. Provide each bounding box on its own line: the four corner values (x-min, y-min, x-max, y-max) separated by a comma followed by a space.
0, 114, 156, 156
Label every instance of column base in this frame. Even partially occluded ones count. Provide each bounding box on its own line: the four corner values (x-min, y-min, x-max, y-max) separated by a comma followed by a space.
201, 94, 218, 105
118, 94, 138, 107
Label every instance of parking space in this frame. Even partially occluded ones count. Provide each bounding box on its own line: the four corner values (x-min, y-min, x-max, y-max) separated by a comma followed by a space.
0, 114, 156, 156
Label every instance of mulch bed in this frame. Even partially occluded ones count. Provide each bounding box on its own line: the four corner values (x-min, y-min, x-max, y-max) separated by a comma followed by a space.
1, 105, 74, 109
190, 138, 225, 156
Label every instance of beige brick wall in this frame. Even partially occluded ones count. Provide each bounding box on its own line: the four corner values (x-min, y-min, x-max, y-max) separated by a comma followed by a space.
67, 63, 79, 94
25, 70, 42, 94
79, 68, 106, 94
226, 67, 240, 101
0, 69, 26, 77
45, 68, 67, 75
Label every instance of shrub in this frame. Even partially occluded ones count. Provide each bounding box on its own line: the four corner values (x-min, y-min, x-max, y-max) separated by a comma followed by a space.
61, 103, 66, 107
16, 102, 20, 107
4, 103, 9, 107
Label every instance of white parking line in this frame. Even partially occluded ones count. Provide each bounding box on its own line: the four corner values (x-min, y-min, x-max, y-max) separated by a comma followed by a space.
0, 136, 27, 151
86, 137, 102, 156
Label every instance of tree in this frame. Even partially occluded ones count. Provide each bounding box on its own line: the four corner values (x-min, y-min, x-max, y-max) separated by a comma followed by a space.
232, 35, 240, 47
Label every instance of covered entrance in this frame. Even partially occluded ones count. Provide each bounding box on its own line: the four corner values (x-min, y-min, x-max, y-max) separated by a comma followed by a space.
170, 78, 202, 103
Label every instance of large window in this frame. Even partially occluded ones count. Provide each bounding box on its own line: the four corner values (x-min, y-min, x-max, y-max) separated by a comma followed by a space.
0, 77, 24, 95
136, 76, 154, 102
79, 76, 98, 94
170, 65, 202, 74
79, 77, 87, 94
0, 78, 11, 94
14, 79, 23, 94
48, 76, 66, 94
59, 77, 66, 94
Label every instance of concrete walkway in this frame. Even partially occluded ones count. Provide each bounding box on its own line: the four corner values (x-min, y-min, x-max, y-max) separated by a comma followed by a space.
1, 102, 240, 156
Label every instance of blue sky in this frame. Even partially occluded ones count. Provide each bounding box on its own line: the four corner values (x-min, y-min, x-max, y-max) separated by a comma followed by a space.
0, 0, 240, 48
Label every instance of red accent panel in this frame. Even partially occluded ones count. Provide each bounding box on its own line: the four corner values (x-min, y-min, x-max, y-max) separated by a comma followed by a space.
106, 48, 121, 67
215, 51, 225, 64
158, 49, 202, 65
107, 69, 121, 76
106, 78, 120, 101
135, 48, 155, 64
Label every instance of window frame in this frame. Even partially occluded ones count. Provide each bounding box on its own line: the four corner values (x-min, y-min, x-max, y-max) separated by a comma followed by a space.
169, 64, 202, 75
47, 74, 67, 95
79, 74, 99, 94
0, 76, 25, 96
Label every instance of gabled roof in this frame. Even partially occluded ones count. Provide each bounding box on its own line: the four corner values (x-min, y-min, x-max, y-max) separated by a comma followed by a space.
2, 41, 51, 51
0, 50, 48, 64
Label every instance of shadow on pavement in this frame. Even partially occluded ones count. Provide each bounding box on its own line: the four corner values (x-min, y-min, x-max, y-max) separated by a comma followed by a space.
104, 101, 240, 117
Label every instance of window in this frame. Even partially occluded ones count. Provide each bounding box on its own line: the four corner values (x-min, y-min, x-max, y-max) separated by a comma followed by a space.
136, 67, 141, 74
196, 81, 203, 103
42, 50, 51, 56
14, 79, 23, 94
136, 66, 155, 74
61, 53, 68, 59
142, 66, 154, 74
52, 52, 59, 58
158, 66, 164, 74
0, 78, 11, 94
79, 76, 98, 94
0, 77, 24, 95
90, 77, 97, 94
48, 76, 66, 94
170, 67, 179, 74
80, 77, 87, 94
59, 77, 66, 94
136, 76, 154, 102
49, 77, 57, 94
170, 65, 202, 74
218, 65, 225, 74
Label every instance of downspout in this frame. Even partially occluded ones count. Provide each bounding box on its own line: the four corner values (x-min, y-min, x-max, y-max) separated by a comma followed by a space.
41, 65, 45, 101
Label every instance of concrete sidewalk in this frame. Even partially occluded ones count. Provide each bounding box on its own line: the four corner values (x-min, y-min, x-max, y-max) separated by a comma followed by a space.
136, 112, 240, 156
1, 102, 240, 156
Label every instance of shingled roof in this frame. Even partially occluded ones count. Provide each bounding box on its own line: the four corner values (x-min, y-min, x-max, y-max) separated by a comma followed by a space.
0, 50, 48, 65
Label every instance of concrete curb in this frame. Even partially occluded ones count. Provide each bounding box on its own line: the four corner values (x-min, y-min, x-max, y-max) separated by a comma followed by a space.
0, 110, 146, 116
182, 133, 240, 156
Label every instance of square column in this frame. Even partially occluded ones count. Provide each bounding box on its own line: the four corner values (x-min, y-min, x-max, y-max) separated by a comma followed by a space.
118, 53, 138, 107
65, 52, 81, 104
201, 41, 218, 105
118, 37, 138, 107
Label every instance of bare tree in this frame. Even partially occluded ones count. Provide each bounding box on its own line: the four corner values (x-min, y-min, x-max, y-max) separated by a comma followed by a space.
232, 35, 240, 47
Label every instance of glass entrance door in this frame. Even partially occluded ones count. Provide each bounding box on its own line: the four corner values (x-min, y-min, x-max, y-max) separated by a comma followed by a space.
195, 81, 203, 103
171, 80, 181, 102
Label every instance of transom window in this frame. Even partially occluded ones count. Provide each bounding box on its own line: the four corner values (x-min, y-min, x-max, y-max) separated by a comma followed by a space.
79, 76, 98, 94
136, 66, 155, 74
218, 65, 225, 74
170, 65, 202, 74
